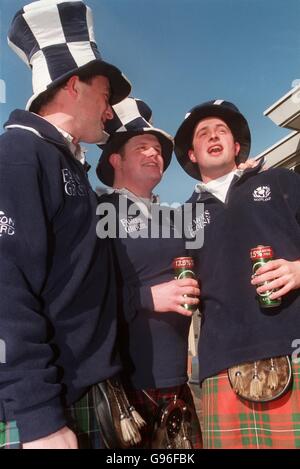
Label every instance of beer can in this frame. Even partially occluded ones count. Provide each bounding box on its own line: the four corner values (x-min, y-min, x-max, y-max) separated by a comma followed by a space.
250, 245, 281, 308
172, 257, 197, 312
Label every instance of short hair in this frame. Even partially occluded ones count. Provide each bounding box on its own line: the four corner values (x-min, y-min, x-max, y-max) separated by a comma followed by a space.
116, 143, 126, 159
31, 68, 99, 114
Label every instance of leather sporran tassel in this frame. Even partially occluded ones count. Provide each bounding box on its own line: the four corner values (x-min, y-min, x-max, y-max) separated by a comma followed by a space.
267, 359, 279, 390
120, 413, 141, 445
249, 362, 263, 399
233, 370, 244, 395
119, 383, 146, 430
128, 406, 146, 429
108, 380, 142, 445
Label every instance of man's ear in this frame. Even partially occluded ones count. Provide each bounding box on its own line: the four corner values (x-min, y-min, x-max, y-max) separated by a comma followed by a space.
188, 148, 197, 163
63, 75, 80, 99
109, 153, 122, 170
234, 142, 241, 157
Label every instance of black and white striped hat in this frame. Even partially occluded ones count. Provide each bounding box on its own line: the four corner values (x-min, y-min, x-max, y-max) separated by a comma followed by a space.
174, 100, 251, 180
96, 97, 174, 186
8, 0, 131, 111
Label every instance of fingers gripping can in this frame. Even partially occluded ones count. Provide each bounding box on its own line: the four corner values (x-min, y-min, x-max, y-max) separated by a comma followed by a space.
172, 257, 197, 312
250, 245, 281, 308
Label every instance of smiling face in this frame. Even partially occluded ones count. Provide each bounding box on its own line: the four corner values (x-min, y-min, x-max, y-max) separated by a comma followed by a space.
110, 133, 164, 197
188, 117, 240, 182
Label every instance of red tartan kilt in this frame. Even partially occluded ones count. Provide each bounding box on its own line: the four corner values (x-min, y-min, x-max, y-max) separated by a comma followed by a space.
201, 360, 300, 449
123, 383, 202, 449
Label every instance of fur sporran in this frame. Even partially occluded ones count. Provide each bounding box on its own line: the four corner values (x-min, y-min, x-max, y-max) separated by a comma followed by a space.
227, 356, 292, 403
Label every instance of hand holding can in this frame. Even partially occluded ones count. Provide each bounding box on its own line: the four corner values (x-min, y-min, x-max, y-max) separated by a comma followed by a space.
172, 257, 198, 312
250, 245, 281, 308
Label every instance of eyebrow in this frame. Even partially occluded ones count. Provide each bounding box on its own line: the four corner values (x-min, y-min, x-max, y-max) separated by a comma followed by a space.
134, 140, 161, 147
196, 123, 228, 133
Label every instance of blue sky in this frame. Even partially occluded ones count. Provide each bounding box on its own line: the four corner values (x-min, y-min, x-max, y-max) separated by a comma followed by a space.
1, 0, 300, 203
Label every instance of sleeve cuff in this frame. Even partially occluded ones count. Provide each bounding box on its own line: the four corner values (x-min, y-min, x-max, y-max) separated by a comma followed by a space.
138, 285, 154, 311
16, 397, 67, 443
123, 284, 154, 322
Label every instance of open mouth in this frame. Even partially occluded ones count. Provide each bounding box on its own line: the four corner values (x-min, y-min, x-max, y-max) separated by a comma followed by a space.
143, 162, 159, 167
208, 145, 223, 155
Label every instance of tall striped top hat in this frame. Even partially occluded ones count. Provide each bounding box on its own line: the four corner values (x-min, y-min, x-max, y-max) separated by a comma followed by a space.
8, 0, 131, 111
174, 100, 251, 180
96, 97, 174, 187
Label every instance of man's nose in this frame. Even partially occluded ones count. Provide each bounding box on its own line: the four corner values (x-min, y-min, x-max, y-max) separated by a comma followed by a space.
144, 146, 159, 157
209, 130, 219, 141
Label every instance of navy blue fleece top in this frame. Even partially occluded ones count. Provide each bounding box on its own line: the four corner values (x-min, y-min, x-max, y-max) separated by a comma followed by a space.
187, 165, 300, 382
0, 110, 119, 442
98, 192, 191, 389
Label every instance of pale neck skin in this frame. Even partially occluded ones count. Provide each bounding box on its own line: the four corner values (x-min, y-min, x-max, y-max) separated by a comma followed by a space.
200, 163, 237, 183
39, 109, 76, 138
113, 185, 152, 199
113, 178, 153, 199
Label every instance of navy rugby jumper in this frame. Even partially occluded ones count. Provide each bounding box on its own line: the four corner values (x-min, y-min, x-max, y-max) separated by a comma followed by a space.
187, 165, 300, 382
98, 192, 191, 389
0, 110, 119, 442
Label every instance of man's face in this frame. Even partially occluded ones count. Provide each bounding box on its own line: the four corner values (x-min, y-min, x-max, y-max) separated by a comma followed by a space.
118, 134, 164, 191
188, 117, 240, 182
76, 75, 113, 143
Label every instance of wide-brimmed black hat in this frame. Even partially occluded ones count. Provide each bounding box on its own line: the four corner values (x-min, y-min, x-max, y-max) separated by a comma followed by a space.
174, 100, 251, 180
8, 0, 131, 110
96, 97, 174, 187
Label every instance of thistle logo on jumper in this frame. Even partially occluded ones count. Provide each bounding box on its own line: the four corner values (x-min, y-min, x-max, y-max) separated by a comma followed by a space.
0, 211, 15, 237
62, 169, 87, 197
253, 185, 271, 202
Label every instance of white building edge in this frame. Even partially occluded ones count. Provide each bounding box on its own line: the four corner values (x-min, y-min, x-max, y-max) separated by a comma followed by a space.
260, 84, 300, 170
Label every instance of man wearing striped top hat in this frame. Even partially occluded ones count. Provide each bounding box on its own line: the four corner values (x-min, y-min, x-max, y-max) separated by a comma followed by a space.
0, 0, 130, 449
175, 99, 300, 448
96, 97, 202, 449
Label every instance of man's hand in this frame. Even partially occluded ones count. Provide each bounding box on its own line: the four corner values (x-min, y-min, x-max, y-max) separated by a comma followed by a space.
251, 259, 300, 299
151, 278, 200, 316
22, 426, 78, 449
237, 159, 259, 171
238, 158, 268, 172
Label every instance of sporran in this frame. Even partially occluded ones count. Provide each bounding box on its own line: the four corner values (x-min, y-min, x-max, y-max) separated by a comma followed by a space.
228, 355, 292, 403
